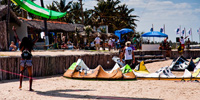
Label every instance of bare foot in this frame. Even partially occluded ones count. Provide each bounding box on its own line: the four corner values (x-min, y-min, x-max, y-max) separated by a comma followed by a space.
29, 89, 34, 91
19, 86, 22, 90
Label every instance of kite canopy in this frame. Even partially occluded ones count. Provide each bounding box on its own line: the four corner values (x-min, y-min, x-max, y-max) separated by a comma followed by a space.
115, 28, 134, 41
169, 56, 196, 71
63, 59, 136, 80
11, 0, 66, 19
142, 31, 168, 37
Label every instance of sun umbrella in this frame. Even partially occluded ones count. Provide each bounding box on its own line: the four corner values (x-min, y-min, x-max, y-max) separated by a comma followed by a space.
142, 31, 168, 37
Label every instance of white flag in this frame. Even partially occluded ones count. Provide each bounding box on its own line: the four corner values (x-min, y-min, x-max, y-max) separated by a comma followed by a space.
188, 28, 192, 35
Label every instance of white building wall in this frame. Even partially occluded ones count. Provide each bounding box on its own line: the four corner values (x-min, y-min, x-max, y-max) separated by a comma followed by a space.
9, 21, 27, 43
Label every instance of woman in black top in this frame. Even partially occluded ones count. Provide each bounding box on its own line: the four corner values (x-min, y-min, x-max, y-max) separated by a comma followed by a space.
13, 26, 38, 91
19, 37, 38, 91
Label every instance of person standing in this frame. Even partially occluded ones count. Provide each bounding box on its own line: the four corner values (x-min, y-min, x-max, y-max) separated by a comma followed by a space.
163, 37, 168, 49
53, 36, 58, 49
116, 38, 120, 50
19, 37, 38, 91
13, 26, 38, 91
112, 38, 116, 50
180, 36, 188, 51
94, 36, 101, 50
120, 41, 135, 68
132, 35, 137, 48
186, 38, 191, 49
108, 38, 113, 51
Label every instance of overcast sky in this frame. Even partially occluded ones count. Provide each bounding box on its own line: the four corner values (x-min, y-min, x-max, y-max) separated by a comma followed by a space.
35, 0, 200, 42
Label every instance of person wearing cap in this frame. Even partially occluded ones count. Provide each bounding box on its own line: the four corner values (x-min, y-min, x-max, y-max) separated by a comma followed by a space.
120, 41, 135, 68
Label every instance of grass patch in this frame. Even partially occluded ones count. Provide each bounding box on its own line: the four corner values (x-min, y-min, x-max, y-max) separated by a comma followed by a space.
89, 50, 109, 52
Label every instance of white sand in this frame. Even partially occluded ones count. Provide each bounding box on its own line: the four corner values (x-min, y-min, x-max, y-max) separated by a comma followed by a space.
0, 50, 117, 56
0, 59, 200, 100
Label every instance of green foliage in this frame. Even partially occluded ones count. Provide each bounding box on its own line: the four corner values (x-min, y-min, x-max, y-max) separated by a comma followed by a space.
84, 25, 92, 36
6, 0, 138, 33
45, 0, 138, 32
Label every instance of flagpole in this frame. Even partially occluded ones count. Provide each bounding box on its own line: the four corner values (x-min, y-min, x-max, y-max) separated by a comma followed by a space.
191, 28, 193, 42
152, 24, 154, 43
164, 24, 165, 34
184, 27, 186, 38
180, 25, 181, 37
198, 28, 200, 44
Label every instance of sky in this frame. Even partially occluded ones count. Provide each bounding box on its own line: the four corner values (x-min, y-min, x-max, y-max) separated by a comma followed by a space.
34, 0, 200, 42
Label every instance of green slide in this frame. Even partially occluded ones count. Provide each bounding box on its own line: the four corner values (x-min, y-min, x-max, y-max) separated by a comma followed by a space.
11, 0, 66, 19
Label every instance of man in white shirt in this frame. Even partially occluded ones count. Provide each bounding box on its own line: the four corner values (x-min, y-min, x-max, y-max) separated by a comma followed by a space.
180, 36, 188, 50
94, 36, 101, 50
120, 41, 135, 68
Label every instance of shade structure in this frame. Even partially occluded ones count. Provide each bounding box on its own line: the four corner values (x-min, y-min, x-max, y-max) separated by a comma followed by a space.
115, 28, 134, 40
11, 0, 66, 19
142, 31, 168, 37
115, 28, 134, 34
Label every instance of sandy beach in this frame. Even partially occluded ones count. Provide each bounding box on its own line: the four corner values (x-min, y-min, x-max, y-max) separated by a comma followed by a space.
0, 58, 200, 100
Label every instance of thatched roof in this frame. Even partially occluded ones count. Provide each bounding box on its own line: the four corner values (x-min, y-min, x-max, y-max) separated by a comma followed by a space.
0, 5, 21, 26
19, 18, 84, 32
79, 31, 110, 40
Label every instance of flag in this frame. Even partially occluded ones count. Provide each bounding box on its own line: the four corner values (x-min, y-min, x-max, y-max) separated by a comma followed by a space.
150, 28, 153, 32
188, 28, 192, 35
160, 28, 163, 33
182, 29, 185, 35
176, 28, 180, 34
198, 28, 200, 34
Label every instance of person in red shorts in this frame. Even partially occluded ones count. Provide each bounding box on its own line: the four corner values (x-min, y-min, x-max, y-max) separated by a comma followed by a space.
179, 36, 188, 51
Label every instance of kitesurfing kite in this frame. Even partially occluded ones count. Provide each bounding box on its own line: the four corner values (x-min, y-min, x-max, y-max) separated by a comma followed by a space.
11, 0, 66, 19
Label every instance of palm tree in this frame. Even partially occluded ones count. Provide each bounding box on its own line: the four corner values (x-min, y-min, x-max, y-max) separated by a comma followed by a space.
1, 0, 22, 17
69, 2, 82, 24
114, 4, 138, 30
90, 0, 119, 31
83, 9, 93, 26
52, 0, 72, 12
117, 4, 138, 26
46, 0, 72, 22
46, 2, 58, 11
91, 0, 138, 33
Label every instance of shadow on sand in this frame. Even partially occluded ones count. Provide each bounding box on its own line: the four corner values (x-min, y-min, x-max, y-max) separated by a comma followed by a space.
0, 75, 63, 84
35, 89, 161, 100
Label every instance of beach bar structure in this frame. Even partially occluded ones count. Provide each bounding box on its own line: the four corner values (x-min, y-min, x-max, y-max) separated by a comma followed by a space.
19, 18, 84, 49
0, 5, 23, 50
0, 5, 84, 50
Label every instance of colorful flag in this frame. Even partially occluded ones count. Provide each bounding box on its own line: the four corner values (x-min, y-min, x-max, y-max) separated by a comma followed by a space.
188, 28, 192, 35
160, 28, 163, 33
182, 29, 185, 35
198, 28, 200, 34
176, 28, 180, 34
150, 28, 153, 32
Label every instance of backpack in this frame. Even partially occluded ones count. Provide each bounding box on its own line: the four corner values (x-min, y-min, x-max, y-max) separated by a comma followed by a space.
21, 50, 32, 59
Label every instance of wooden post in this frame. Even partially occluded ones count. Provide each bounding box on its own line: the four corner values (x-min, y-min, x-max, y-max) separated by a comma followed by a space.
6, 0, 11, 50
0, 58, 2, 80
40, 0, 49, 47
